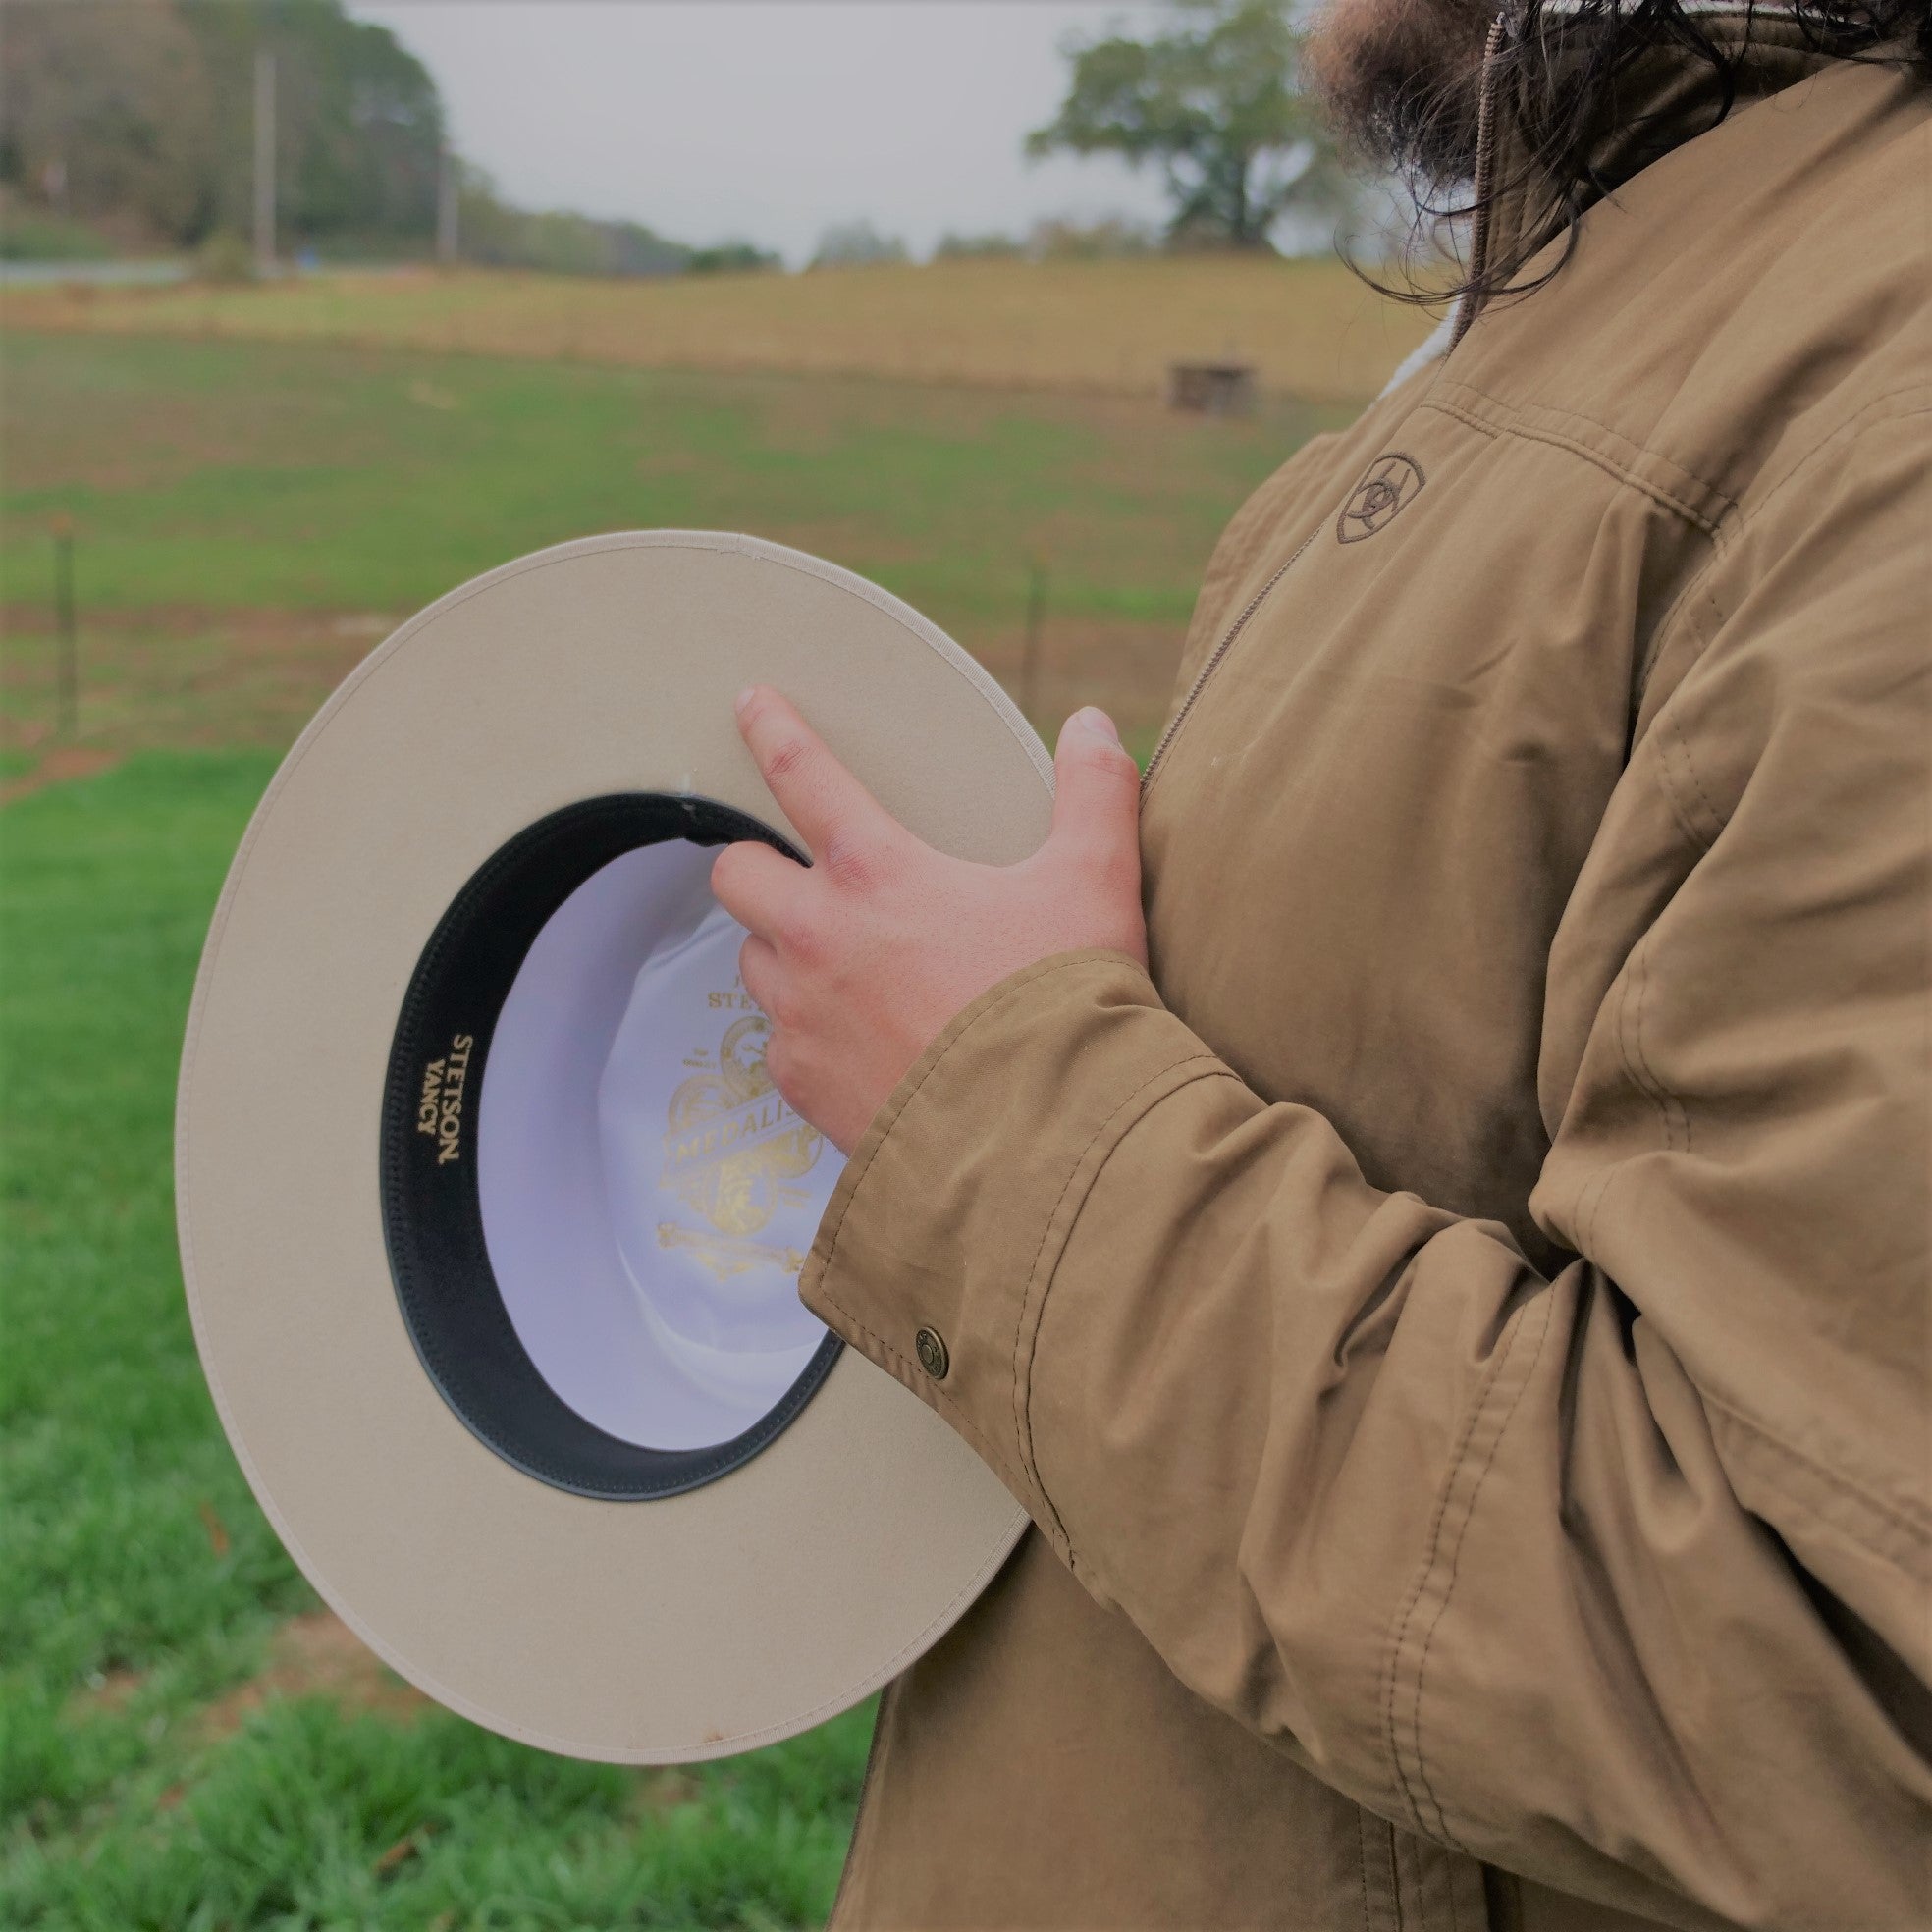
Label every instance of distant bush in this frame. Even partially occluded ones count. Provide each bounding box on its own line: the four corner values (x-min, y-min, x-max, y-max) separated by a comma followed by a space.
810, 220, 909, 270
934, 231, 1025, 261
687, 242, 780, 276
0, 206, 117, 263
194, 230, 256, 285
457, 183, 688, 277
1028, 215, 1158, 260
449, 165, 773, 279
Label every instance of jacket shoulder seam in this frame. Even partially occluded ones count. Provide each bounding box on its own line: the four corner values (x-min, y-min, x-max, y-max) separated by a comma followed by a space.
1707, 386, 1932, 561
1422, 381, 1733, 533
1635, 389, 1932, 845
1641, 386, 1932, 675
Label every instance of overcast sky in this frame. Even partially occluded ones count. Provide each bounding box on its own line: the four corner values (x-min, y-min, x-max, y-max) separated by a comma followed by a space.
348, 2, 1176, 265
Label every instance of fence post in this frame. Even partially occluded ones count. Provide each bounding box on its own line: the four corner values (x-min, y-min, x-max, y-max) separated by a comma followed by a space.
254, 47, 278, 278
52, 513, 78, 742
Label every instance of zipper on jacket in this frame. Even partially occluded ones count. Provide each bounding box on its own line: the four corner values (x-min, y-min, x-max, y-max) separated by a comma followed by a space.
1449, 14, 1511, 351
1140, 527, 1318, 791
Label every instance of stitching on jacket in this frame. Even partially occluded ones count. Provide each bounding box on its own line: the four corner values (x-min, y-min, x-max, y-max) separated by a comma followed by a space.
1382, 1295, 1534, 1845
1656, 577, 1737, 837
1432, 377, 1742, 524
804, 1270, 1025, 1478
1664, 709, 1726, 852
1383, 1815, 1414, 1932
1706, 389, 1932, 559
808, 1264, 1031, 1496
1705, 1390, 1932, 1571
1635, 939, 1691, 1154
1405, 1288, 1560, 1854
1603, 939, 1686, 1168
1390, 1829, 1414, 1932
1636, 392, 1932, 716
1633, 566, 1721, 712
1653, 695, 1731, 845
1583, 1145, 1642, 1265
1420, 392, 1726, 535
1650, 710, 1717, 854
1356, 1810, 1375, 1932
1008, 1054, 1229, 1525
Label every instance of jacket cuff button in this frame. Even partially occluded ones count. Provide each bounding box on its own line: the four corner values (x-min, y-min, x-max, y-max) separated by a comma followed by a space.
914, 1327, 950, 1380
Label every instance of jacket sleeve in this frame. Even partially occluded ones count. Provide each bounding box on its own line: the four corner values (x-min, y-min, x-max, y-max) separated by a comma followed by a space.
799, 407, 1932, 1930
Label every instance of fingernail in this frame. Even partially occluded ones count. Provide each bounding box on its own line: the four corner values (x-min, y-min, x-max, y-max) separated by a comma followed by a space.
1074, 707, 1120, 744
734, 686, 757, 717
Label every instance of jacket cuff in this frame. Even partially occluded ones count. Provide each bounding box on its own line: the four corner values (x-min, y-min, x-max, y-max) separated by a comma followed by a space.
799, 949, 1231, 1541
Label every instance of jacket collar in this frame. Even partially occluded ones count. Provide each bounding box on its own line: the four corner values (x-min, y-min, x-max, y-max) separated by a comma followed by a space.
1469, 8, 1847, 320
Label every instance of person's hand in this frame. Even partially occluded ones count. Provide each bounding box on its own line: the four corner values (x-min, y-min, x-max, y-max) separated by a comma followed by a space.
711, 686, 1147, 1154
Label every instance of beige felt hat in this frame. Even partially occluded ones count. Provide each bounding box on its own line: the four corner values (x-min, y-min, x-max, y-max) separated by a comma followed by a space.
176, 532, 1046, 1763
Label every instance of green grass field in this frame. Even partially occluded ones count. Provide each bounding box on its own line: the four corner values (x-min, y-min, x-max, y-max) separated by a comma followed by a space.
0, 313, 1357, 1925
3, 329, 1350, 760
3, 328, 1339, 625
0, 755, 873, 1929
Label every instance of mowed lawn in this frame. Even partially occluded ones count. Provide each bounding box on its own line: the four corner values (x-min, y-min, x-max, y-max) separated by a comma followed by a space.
0, 754, 874, 1929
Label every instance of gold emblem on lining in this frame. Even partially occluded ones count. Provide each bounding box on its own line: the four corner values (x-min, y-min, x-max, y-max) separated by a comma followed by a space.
657, 1008, 823, 1280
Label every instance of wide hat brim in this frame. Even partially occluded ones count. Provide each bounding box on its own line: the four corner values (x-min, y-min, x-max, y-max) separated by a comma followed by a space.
177, 532, 1046, 1763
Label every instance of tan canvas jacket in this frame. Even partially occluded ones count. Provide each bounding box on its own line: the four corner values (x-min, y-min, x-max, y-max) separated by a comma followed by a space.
801, 21, 1931, 1931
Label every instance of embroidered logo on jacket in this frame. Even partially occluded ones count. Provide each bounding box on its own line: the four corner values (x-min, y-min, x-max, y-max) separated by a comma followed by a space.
1337, 454, 1425, 542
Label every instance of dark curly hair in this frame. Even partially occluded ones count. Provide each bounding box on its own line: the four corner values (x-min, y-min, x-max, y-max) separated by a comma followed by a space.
1336, 0, 1931, 314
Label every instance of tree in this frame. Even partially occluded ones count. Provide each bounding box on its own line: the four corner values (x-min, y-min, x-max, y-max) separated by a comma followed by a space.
0, 0, 215, 244
1026, 0, 1352, 252
809, 221, 909, 270
0, 0, 445, 252
181, 0, 445, 251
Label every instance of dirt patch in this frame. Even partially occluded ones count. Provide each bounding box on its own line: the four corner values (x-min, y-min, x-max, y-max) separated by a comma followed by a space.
629, 1768, 705, 1814
2, 744, 124, 802
197, 1610, 429, 1739
80, 1665, 146, 1714
0, 606, 393, 764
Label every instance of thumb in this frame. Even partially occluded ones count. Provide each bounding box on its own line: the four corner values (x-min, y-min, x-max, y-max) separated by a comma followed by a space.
1049, 707, 1142, 864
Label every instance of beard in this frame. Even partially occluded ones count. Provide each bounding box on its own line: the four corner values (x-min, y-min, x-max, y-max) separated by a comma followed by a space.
1304, 0, 1501, 187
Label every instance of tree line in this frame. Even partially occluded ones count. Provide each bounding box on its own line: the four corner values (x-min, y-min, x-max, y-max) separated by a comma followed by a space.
2, 0, 1358, 273
0, 0, 774, 275
4, 0, 442, 256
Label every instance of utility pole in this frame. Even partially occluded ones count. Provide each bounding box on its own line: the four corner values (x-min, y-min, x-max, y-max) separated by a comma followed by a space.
253, 47, 277, 278
436, 143, 459, 267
